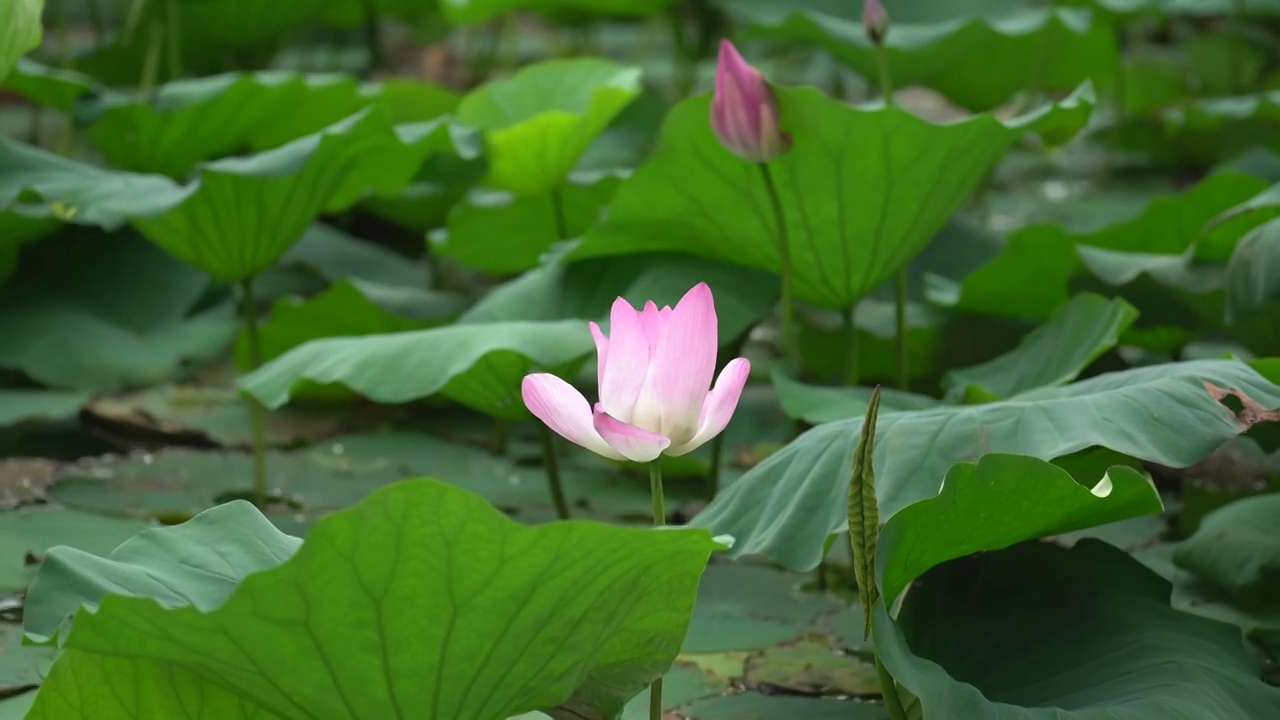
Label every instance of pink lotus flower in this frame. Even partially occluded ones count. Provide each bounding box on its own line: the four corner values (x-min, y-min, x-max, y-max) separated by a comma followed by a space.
710, 39, 789, 163
522, 283, 751, 463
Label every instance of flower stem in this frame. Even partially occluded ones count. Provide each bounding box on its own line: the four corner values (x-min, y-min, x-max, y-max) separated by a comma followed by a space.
706, 431, 724, 500
165, 0, 182, 80
648, 458, 666, 717
875, 654, 908, 720
241, 277, 268, 510
550, 185, 569, 240
758, 163, 795, 371
841, 304, 860, 386
667, 5, 693, 98
872, 42, 908, 391
539, 424, 571, 520
361, 0, 384, 75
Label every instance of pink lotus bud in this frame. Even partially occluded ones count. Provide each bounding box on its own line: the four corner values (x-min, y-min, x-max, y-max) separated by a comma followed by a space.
710, 40, 789, 163
864, 0, 889, 44
522, 283, 751, 463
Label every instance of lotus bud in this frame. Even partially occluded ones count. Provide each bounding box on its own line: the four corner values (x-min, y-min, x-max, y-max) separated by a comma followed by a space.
863, 0, 889, 45
710, 39, 789, 163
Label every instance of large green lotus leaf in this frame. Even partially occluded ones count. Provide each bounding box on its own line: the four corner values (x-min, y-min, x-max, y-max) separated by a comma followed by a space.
771, 372, 939, 425
0, 136, 182, 232
23, 501, 300, 645
82, 72, 458, 178
0, 231, 236, 391
1225, 218, 1280, 322
442, 0, 674, 25
941, 171, 1269, 319
26, 479, 720, 720
0, 389, 92, 427
691, 359, 1280, 570
455, 59, 642, 194
459, 249, 779, 346
874, 540, 1280, 720
132, 108, 453, 281
0, 0, 41, 82
434, 173, 621, 274
1174, 494, 1280, 601
942, 293, 1137, 401
2, 59, 98, 111
239, 320, 594, 419
235, 280, 429, 372
876, 453, 1162, 604
570, 84, 1094, 309
1116, 90, 1280, 169
752, 7, 1114, 111
279, 224, 470, 322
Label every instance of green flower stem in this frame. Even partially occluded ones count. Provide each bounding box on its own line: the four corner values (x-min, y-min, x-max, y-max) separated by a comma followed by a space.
241, 277, 268, 510
1231, 0, 1247, 94
539, 425, 571, 520
490, 418, 508, 455
165, 0, 182, 80
86, 0, 106, 46
139, 18, 163, 98
667, 5, 693, 98
648, 458, 666, 718
872, 42, 908, 391
706, 431, 724, 500
361, 0, 385, 74
842, 304, 860, 386
758, 163, 795, 371
550, 185, 569, 241
875, 654, 909, 720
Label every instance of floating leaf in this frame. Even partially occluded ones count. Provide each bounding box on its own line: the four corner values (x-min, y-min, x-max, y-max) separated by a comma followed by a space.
874, 540, 1280, 719
239, 320, 594, 419
942, 293, 1138, 401
877, 453, 1162, 604
456, 59, 642, 195
0, 390, 92, 427
26, 479, 719, 720
571, 84, 1094, 309
691, 359, 1280, 570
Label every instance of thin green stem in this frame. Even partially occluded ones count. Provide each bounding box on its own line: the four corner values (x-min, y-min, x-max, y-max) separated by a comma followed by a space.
649, 460, 665, 526
361, 0, 384, 75
706, 431, 724, 500
841, 304, 860, 386
86, 0, 107, 46
872, 42, 908, 391
50, 0, 74, 70
1231, 0, 1247, 94
876, 654, 908, 720
648, 458, 666, 718
550, 186, 569, 240
241, 277, 268, 509
758, 163, 795, 371
667, 4, 693, 98
490, 418, 509, 455
539, 425, 571, 520
139, 19, 163, 97
894, 269, 908, 390
165, 0, 182, 80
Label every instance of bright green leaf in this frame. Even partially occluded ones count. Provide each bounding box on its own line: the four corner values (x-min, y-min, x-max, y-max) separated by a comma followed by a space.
132, 108, 453, 281
877, 453, 1162, 604
0, 0, 42, 83
26, 479, 719, 720
874, 540, 1280, 719
456, 59, 642, 194
239, 320, 594, 419
692, 359, 1280, 570
571, 84, 1094, 309
434, 173, 620, 273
